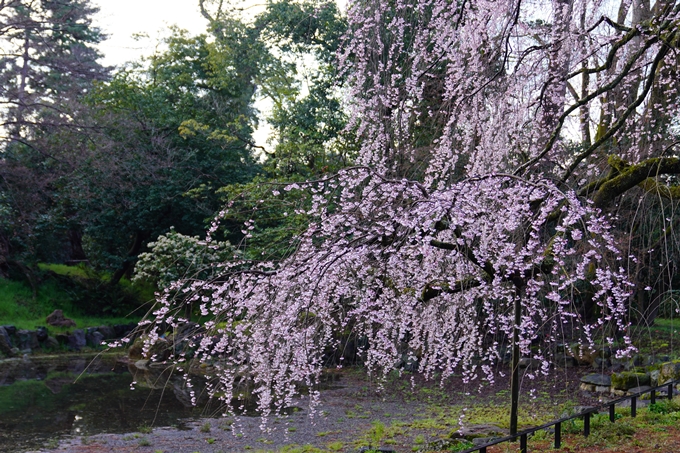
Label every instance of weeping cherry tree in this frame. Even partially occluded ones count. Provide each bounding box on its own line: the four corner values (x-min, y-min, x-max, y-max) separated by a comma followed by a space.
135, 0, 680, 433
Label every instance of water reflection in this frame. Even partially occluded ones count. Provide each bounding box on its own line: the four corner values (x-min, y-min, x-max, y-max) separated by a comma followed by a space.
0, 354, 344, 452
0, 354, 219, 452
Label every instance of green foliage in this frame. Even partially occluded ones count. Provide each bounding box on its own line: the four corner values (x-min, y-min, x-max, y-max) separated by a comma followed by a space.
648, 398, 680, 415
447, 440, 475, 452
3, 11, 264, 279
1, 1, 353, 293
255, 0, 346, 62
0, 0, 109, 267
368, 420, 386, 445
77, 35, 260, 273
326, 441, 344, 451
216, 176, 313, 261
138, 425, 153, 434
254, 1, 353, 178
266, 72, 355, 177
591, 413, 635, 438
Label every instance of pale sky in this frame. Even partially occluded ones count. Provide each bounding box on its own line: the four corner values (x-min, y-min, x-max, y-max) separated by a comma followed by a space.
92, 0, 272, 148
90, 0, 345, 150
93, 1, 210, 67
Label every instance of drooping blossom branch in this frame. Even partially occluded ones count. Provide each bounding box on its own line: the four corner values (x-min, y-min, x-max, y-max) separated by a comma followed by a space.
143, 168, 633, 422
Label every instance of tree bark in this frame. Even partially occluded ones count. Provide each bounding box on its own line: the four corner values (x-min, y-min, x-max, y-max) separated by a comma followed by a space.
108, 231, 146, 286
592, 156, 680, 208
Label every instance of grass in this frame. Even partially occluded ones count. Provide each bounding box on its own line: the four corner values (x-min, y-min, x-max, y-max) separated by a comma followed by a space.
37, 263, 93, 279
486, 400, 680, 453
0, 279, 73, 325
0, 263, 148, 330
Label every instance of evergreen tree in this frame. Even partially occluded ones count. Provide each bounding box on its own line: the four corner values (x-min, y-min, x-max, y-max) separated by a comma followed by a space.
0, 0, 108, 141
0, 0, 109, 267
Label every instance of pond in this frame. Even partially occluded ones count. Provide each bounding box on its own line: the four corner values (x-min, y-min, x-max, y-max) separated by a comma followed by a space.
0, 353, 225, 452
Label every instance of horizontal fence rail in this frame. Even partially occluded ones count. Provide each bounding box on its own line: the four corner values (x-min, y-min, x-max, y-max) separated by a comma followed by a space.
457, 377, 680, 453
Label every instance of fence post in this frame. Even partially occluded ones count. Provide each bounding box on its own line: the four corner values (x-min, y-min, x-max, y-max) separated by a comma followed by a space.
510, 295, 521, 435
520, 433, 527, 453
631, 396, 637, 417
609, 403, 616, 422
584, 412, 591, 437
669, 383, 674, 400
651, 389, 656, 405
554, 422, 561, 449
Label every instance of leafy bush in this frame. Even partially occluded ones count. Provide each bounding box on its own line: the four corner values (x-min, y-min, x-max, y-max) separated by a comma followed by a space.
133, 228, 236, 289
648, 399, 680, 415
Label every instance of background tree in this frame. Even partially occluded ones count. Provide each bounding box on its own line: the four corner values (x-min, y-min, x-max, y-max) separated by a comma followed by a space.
190, 0, 353, 263
0, 0, 351, 290
65, 28, 261, 284
0, 0, 109, 272
253, 0, 351, 176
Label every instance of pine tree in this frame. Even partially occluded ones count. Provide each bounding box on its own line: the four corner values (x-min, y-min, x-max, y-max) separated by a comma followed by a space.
0, 0, 108, 144
0, 0, 109, 265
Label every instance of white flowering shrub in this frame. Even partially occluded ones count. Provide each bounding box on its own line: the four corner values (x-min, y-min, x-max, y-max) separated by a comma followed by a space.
133, 228, 236, 289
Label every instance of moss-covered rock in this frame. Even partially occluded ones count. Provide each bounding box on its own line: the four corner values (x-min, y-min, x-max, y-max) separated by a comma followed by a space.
146, 338, 171, 362
128, 337, 144, 360
569, 344, 595, 366
611, 372, 650, 390
659, 360, 680, 383
650, 369, 661, 386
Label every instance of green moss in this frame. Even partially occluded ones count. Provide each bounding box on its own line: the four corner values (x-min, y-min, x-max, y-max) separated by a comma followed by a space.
611, 372, 650, 390
596, 155, 680, 207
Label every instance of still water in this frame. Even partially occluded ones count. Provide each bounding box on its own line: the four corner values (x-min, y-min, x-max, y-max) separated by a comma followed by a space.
0, 353, 221, 452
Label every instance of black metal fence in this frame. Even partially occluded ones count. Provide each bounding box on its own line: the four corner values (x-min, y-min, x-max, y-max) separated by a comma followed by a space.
458, 377, 680, 453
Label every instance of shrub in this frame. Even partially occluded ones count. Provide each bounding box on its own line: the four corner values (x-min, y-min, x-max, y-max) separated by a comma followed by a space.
133, 228, 236, 290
